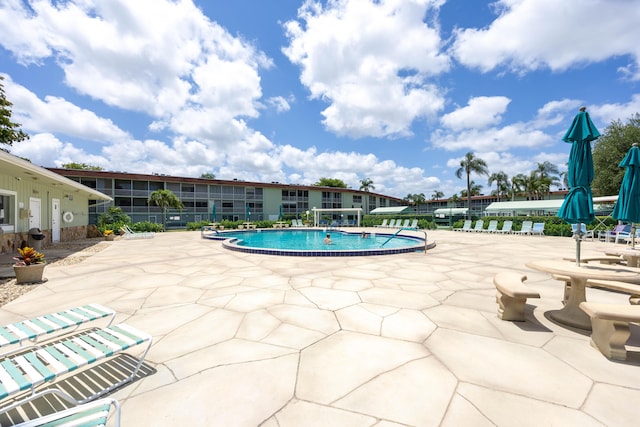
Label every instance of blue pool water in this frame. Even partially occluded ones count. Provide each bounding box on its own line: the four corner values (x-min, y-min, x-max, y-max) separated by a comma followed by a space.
205, 229, 425, 256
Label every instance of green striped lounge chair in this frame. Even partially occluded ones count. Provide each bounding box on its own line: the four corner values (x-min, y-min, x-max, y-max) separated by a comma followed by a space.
0, 304, 115, 356
0, 323, 152, 416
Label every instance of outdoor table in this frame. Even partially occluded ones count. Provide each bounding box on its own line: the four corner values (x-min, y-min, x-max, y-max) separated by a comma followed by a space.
604, 247, 640, 268
526, 259, 640, 330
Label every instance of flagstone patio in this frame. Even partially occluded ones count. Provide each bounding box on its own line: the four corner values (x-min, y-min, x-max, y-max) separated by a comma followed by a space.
1, 229, 639, 426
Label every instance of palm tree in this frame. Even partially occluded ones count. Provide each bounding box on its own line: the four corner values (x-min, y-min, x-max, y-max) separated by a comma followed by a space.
455, 152, 489, 219
431, 190, 444, 200
359, 178, 375, 192
488, 171, 510, 201
148, 189, 184, 231
412, 193, 426, 213
534, 161, 560, 198
460, 181, 483, 198
511, 173, 527, 200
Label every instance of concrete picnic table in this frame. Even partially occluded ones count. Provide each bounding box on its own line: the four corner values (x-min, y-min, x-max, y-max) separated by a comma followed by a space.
604, 247, 640, 268
526, 258, 640, 330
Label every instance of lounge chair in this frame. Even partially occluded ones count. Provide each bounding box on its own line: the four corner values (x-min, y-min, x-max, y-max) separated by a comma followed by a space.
471, 220, 484, 232
571, 223, 591, 240
615, 227, 639, 245
401, 219, 410, 228
386, 219, 396, 228
408, 219, 418, 230
0, 323, 152, 416
12, 397, 121, 427
375, 219, 388, 228
0, 304, 115, 356
515, 220, 533, 235
496, 220, 513, 234
484, 220, 498, 233
532, 222, 546, 236
121, 225, 154, 239
453, 220, 472, 232
598, 224, 629, 242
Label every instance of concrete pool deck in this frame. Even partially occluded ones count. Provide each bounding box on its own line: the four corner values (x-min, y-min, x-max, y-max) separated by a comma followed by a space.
1, 229, 639, 426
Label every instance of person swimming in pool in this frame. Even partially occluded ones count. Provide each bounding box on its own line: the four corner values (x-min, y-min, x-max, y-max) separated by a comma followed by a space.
361, 231, 368, 238
324, 234, 332, 244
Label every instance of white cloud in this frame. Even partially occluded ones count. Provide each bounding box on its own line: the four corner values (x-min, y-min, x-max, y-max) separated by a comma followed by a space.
440, 96, 511, 130
283, 0, 450, 138
451, 0, 640, 79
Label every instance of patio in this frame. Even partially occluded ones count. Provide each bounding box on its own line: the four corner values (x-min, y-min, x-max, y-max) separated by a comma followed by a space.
0, 229, 639, 426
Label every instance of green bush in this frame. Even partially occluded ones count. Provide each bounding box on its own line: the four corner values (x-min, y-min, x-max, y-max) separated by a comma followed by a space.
131, 221, 163, 233
187, 220, 211, 231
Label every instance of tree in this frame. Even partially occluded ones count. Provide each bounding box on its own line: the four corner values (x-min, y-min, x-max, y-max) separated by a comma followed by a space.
592, 114, 640, 196
511, 173, 527, 200
455, 152, 489, 219
459, 181, 483, 198
488, 171, 510, 201
431, 190, 444, 200
148, 189, 184, 231
359, 178, 375, 192
62, 162, 103, 171
533, 161, 560, 198
314, 177, 348, 188
200, 172, 216, 179
0, 76, 29, 147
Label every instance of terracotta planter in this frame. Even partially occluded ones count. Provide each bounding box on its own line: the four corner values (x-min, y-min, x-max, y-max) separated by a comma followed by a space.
105, 235, 115, 241
13, 263, 46, 284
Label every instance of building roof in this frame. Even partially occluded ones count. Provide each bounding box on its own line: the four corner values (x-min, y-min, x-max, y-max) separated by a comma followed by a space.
369, 206, 411, 214
433, 208, 468, 216
1, 151, 112, 201
485, 196, 618, 214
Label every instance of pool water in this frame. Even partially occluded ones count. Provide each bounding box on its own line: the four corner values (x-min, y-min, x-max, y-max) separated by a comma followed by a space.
209, 229, 425, 256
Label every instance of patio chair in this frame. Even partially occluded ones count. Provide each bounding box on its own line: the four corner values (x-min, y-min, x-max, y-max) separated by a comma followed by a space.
471, 220, 484, 232
616, 227, 640, 245
407, 219, 419, 230
401, 219, 410, 228
386, 219, 396, 228
515, 220, 533, 235
0, 304, 115, 356
484, 220, 498, 233
121, 225, 155, 239
12, 397, 121, 427
0, 323, 152, 416
571, 223, 592, 240
453, 220, 472, 232
598, 224, 629, 242
496, 220, 513, 234
531, 222, 546, 236
375, 219, 388, 228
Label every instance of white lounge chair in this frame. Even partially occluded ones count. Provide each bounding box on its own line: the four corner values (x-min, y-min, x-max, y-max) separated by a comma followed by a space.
401, 219, 410, 228
531, 222, 546, 236
407, 219, 418, 230
0, 323, 152, 416
471, 220, 484, 232
484, 220, 498, 233
121, 225, 155, 239
376, 219, 388, 228
13, 397, 121, 427
515, 221, 533, 235
454, 220, 472, 232
0, 304, 115, 356
386, 219, 396, 228
496, 220, 513, 234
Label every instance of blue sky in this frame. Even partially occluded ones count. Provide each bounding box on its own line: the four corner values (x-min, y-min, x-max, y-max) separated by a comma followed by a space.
1, 0, 639, 199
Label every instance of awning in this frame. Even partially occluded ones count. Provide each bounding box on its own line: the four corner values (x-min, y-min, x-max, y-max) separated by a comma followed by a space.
485, 200, 564, 213
433, 208, 468, 216
369, 206, 411, 214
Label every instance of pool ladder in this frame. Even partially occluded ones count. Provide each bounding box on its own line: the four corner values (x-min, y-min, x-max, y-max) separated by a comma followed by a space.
380, 229, 431, 253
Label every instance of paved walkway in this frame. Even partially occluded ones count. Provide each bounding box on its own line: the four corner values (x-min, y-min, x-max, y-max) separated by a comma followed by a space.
1, 229, 639, 426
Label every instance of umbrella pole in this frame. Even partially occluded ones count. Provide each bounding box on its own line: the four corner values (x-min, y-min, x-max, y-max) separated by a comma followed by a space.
633, 224, 636, 249
575, 233, 581, 266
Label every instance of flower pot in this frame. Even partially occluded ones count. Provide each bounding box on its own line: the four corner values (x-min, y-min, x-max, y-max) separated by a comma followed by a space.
105, 235, 115, 241
13, 263, 46, 284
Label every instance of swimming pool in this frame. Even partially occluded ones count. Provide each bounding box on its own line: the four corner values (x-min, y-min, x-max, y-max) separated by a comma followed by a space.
204, 229, 427, 256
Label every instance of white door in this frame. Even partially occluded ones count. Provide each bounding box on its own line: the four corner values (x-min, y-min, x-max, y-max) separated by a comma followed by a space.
29, 198, 41, 230
52, 198, 61, 242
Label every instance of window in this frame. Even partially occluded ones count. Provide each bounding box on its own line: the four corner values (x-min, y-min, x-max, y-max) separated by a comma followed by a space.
0, 190, 16, 231
353, 195, 362, 203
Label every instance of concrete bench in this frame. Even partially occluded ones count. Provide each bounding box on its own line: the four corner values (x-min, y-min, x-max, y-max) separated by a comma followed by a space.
579, 302, 640, 360
553, 274, 640, 305
562, 256, 625, 265
494, 272, 540, 321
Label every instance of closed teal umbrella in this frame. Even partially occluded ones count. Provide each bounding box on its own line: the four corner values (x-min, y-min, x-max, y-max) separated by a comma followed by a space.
612, 143, 640, 247
211, 204, 217, 222
246, 203, 251, 221
557, 107, 601, 264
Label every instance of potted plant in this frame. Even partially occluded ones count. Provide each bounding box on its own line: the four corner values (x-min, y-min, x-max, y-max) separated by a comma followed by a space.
13, 246, 46, 284
103, 229, 115, 241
